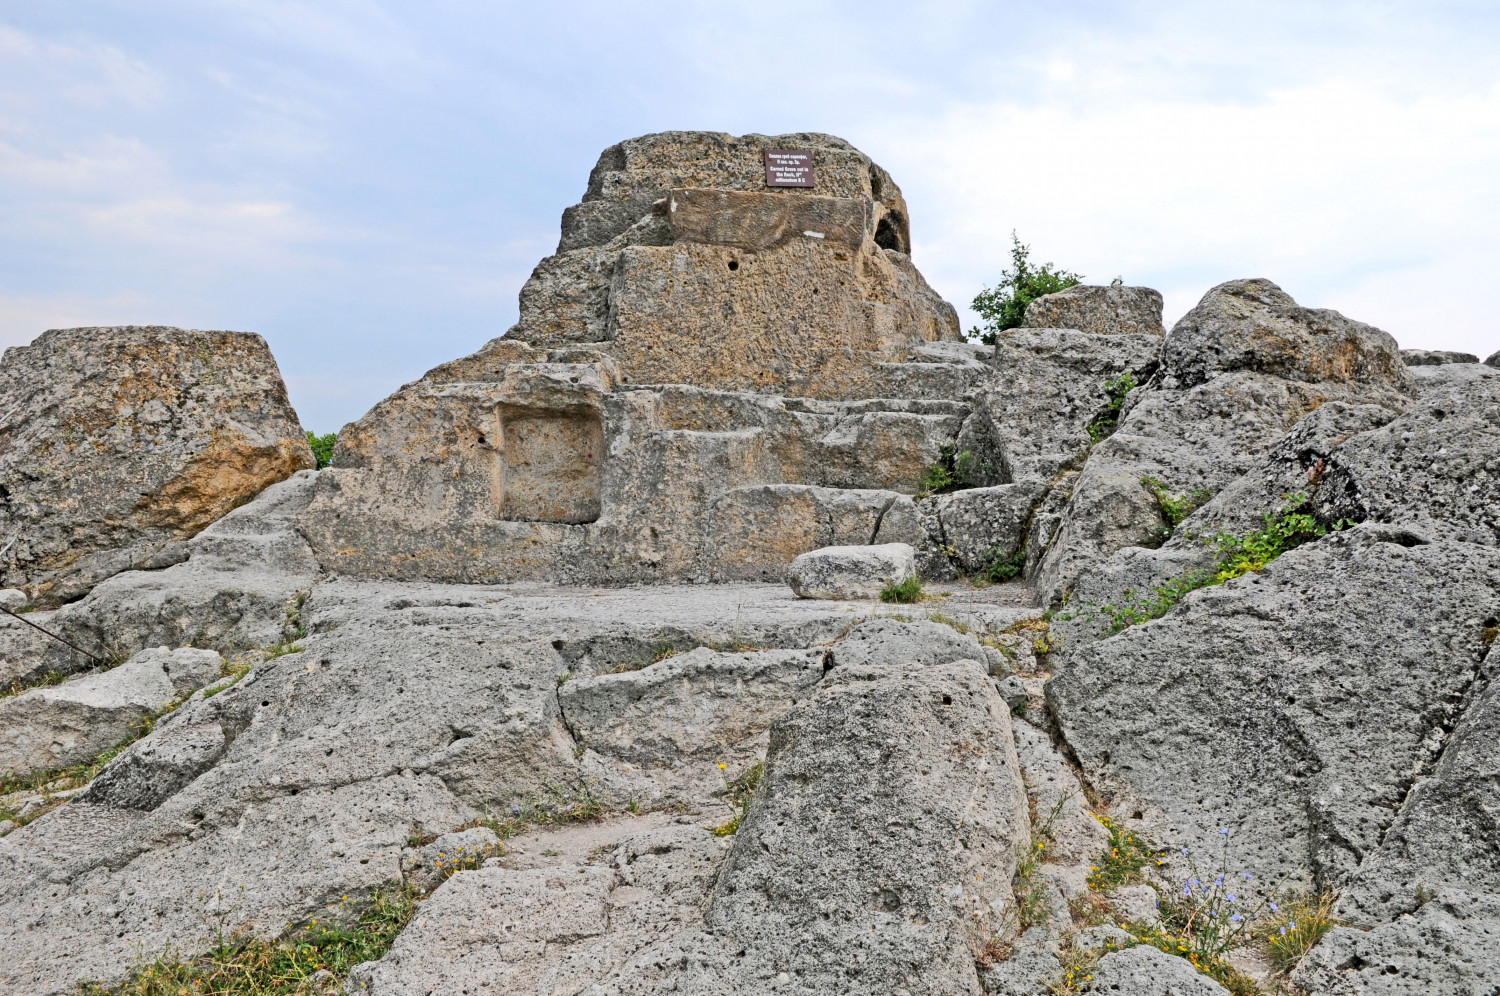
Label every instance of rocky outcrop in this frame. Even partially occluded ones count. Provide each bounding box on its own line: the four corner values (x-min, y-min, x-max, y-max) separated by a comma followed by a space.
0, 647, 221, 778
6, 131, 1500, 996
296, 133, 980, 587
1022, 283, 1166, 336
1401, 348, 1480, 365
1032, 279, 1414, 604
0, 326, 313, 605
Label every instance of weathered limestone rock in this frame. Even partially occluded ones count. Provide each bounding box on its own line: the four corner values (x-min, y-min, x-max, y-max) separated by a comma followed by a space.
927, 482, 1045, 575
1049, 529, 1500, 896
786, 542, 915, 599
351, 818, 729, 995
4, 470, 326, 685
297, 134, 973, 587
561, 646, 824, 806
596, 650, 1029, 994
1090, 945, 1230, 995
978, 329, 1162, 486
1022, 284, 1166, 337
1160, 278, 1413, 393
1294, 890, 1500, 995
0, 647, 221, 778
1401, 347, 1480, 365
77, 718, 226, 811
0, 326, 313, 604
1486, 349, 1500, 368
1033, 279, 1413, 604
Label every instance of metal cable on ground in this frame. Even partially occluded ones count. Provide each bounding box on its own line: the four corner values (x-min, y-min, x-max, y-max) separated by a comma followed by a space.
0, 605, 105, 664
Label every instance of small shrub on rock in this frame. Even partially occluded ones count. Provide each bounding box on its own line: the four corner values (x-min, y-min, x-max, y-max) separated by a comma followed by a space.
1258, 890, 1338, 972
970, 233, 1083, 345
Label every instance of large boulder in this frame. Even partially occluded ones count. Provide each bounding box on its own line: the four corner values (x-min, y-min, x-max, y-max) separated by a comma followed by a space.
0, 326, 314, 605
596, 640, 1029, 994
1022, 284, 1165, 336
1048, 528, 1500, 895
786, 542, 915, 599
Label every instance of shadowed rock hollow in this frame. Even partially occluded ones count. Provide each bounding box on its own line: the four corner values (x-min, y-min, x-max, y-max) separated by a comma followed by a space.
1, 131, 1497, 996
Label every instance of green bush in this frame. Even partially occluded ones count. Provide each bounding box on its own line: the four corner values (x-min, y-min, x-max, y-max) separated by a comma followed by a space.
969, 233, 1082, 345
880, 577, 924, 603
306, 432, 337, 469
918, 445, 976, 497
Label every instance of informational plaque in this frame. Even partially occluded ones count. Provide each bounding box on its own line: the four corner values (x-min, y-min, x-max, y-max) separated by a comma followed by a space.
764, 149, 815, 187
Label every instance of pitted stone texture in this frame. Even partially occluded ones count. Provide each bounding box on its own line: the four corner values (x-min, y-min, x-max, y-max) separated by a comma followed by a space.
1056, 401, 1400, 647
20, 471, 324, 682
828, 617, 989, 671
1111, 885, 1162, 927
1487, 349, 1500, 368
787, 543, 915, 600
1049, 530, 1500, 898
1314, 376, 1500, 546
1332, 655, 1500, 928
594, 655, 1029, 995
1401, 348, 1480, 366
929, 482, 1045, 575
1089, 945, 1230, 995
1022, 284, 1165, 337
980, 329, 1162, 485
1034, 369, 1410, 605
1012, 718, 1110, 866
561, 646, 823, 806
351, 819, 726, 995
0, 646, 220, 777
77, 719, 226, 811
1294, 891, 1500, 996
0, 326, 313, 604
1160, 278, 1413, 394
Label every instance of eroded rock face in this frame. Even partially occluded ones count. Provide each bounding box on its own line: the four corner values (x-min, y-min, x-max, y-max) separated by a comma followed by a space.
1401, 347, 1480, 366
595, 645, 1029, 994
0, 326, 313, 604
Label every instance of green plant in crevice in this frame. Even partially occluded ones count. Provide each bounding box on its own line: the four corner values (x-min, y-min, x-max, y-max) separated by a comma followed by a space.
1087, 370, 1139, 444
880, 577, 925, 604
78, 883, 422, 995
1142, 477, 1215, 536
708, 759, 764, 836
1099, 496, 1355, 634
970, 233, 1083, 345
306, 431, 338, 469
1257, 890, 1338, 972
918, 445, 976, 497
982, 545, 1027, 583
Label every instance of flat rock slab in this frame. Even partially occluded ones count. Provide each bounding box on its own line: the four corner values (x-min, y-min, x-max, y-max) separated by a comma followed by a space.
786, 542, 915, 599
0, 646, 220, 778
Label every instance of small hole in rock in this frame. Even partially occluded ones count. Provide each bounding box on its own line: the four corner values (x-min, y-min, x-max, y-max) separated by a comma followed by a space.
727, 259, 739, 271
941, 694, 952, 705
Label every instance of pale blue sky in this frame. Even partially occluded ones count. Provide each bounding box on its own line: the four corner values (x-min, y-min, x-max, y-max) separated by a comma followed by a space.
3, 2, 1498, 431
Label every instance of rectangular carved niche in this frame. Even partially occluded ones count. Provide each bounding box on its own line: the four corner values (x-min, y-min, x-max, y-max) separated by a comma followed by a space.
497, 408, 604, 524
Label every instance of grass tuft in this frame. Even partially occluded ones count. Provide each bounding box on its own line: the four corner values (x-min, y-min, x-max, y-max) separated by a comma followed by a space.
880, 577, 924, 604
78, 883, 420, 995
